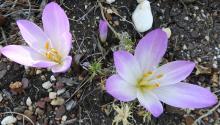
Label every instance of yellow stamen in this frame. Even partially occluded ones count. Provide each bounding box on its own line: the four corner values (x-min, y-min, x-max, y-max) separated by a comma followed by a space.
44, 42, 62, 63
156, 74, 163, 79
143, 71, 153, 78
45, 41, 50, 50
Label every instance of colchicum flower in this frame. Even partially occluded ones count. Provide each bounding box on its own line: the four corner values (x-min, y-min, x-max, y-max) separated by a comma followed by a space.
99, 20, 108, 42
106, 29, 217, 117
1, 2, 72, 73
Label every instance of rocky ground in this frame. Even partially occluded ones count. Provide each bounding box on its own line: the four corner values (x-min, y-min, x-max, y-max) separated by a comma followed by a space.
0, 0, 219, 125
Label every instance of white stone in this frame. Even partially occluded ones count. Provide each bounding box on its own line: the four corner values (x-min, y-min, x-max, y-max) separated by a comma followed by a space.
51, 97, 65, 106
26, 97, 32, 106
0, 93, 3, 102
42, 81, 52, 89
1, 116, 17, 125
49, 92, 57, 99
50, 75, 56, 81
57, 88, 66, 95
106, 0, 115, 4
162, 27, 172, 38
132, 0, 153, 32
62, 115, 67, 121
36, 70, 42, 74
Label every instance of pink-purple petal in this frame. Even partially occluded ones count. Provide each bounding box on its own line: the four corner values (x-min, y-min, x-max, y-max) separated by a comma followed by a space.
59, 32, 72, 57
16, 20, 49, 52
99, 20, 108, 42
42, 2, 70, 51
137, 91, 163, 117
1, 45, 56, 67
134, 29, 168, 72
51, 56, 72, 73
153, 82, 217, 108
114, 51, 142, 85
155, 61, 195, 86
106, 75, 137, 101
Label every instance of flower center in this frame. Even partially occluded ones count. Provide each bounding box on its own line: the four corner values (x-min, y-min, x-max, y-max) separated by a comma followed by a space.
136, 71, 163, 92
44, 41, 62, 63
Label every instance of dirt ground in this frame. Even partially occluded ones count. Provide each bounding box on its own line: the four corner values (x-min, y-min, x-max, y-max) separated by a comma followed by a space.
0, 0, 220, 125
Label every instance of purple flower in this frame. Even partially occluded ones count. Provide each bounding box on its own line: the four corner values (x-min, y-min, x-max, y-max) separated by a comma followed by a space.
106, 29, 217, 117
1, 2, 72, 73
99, 20, 108, 42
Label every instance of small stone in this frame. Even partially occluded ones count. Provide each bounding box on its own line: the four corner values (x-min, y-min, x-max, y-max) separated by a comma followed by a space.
49, 92, 57, 99
51, 97, 65, 106
185, 116, 194, 125
62, 115, 67, 121
0, 70, 7, 79
65, 100, 76, 111
107, 8, 113, 14
184, 16, 189, 21
0, 93, 3, 102
35, 108, 44, 116
57, 88, 66, 95
106, 0, 115, 4
162, 27, 172, 38
42, 81, 52, 89
50, 75, 56, 81
21, 78, 29, 89
205, 36, 210, 41
26, 97, 32, 106
55, 105, 66, 120
36, 100, 46, 109
1, 116, 17, 125
36, 70, 42, 74
24, 110, 33, 117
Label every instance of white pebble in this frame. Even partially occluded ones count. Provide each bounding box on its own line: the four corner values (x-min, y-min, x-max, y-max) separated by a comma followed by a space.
57, 88, 66, 95
26, 97, 32, 107
162, 27, 172, 38
49, 92, 57, 99
106, 0, 115, 4
62, 115, 67, 121
132, 0, 153, 32
42, 81, 52, 89
0, 93, 3, 102
50, 75, 56, 81
51, 97, 65, 106
36, 70, 42, 74
1, 116, 17, 125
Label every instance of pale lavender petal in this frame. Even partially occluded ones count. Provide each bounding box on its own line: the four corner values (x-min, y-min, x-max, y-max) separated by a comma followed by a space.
114, 51, 142, 85
99, 20, 108, 42
1, 45, 56, 67
155, 61, 195, 86
137, 91, 163, 117
58, 32, 72, 57
51, 56, 72, 73
16, 20, 49, 52
106, 75, 137, 101
134, 29, 168, 72
153, 82, 217, 108
42, 2, 70, 51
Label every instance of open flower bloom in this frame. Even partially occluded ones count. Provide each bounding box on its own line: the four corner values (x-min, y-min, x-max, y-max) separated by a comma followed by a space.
106, 29, 217, 117
99, 20, 108, 42
0, 2, 72, 73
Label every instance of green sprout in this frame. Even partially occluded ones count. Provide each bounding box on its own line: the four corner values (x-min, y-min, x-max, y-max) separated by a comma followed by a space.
88, 60, 103, 76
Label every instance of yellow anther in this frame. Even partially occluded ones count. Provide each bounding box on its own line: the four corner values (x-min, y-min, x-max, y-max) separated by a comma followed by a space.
143, 71, 153, 77
45, 41, 50, 50
44, 42, 62, 63
156, 74, 163, 79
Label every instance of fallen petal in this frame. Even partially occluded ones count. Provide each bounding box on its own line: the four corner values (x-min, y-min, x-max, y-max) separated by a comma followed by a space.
132, 0, 153, 32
